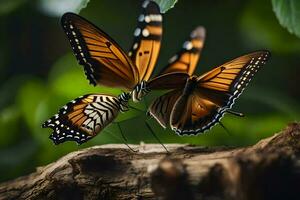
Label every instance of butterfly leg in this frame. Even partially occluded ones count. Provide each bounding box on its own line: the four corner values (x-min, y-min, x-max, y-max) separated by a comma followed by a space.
116, 123, 138, 152
107, 122, 138, 153
226, 110, 245, 117
145, 120, 169, 153
219, 121, 232, 136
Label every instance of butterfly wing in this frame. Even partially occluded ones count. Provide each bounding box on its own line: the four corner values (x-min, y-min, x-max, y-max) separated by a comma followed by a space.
42, 94, 121, 144
148, 89, 183, 128
131, 26, 204, 102
128, 0, 163, 81
170, 51, 271, 135
145, 26, 206, 126
145, 26, 204, 92
61, 13, 139, 89
158, 26, 205, 76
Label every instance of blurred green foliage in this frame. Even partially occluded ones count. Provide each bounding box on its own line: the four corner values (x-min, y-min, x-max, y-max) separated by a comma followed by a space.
0, 0, 299, 182
272, 0, 300, 38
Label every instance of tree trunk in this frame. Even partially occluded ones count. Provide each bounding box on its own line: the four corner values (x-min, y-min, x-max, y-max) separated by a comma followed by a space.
1, 122, 300, 200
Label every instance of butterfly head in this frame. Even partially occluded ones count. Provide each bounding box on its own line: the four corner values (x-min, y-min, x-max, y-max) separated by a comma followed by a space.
132, 81, 150, 102
118, 92, 131, 112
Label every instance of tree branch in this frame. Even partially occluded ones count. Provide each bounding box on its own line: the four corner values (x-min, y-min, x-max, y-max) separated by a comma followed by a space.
1, 122, 300, 200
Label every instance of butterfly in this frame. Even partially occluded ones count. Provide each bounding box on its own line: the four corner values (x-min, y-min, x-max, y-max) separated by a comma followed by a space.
147, 50, 271, 135
42, 0, 164, 145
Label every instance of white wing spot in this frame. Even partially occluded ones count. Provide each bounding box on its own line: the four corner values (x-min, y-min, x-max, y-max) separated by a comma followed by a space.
169, 55, 178, 63
133, 43, 139, 50
142, 0, 150, 8
142, 29, 150, 37
149, 14, 162, 22
138, 14, 145, 22
183, 41, 193, 50
134, 28, 141, 36
145, 15, 151, 23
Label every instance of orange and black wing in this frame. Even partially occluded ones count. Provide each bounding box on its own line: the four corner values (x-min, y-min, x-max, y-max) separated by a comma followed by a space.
145, 26, 204, 93
128, 0, 163, 81
42, 94, 121, 144
170, 51, 271, 135
148, 89, 183, 128
158, 26, 205, 76
61, 13, 139, 89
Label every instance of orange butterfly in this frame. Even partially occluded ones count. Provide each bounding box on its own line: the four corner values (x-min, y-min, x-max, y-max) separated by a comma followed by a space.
147, 50, 271, 135
43, 0, 164, 144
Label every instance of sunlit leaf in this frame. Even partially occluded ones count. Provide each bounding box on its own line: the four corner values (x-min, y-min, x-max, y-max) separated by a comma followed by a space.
38, 0, 90, 17
240, 0, 300, 53
272, 0, 300, 38
154, 0, 178, 13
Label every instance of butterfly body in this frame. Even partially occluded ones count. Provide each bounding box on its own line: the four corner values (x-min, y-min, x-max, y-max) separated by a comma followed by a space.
132, 81, 150, 102
181, 76, 198, 96
118, 92, 131, 112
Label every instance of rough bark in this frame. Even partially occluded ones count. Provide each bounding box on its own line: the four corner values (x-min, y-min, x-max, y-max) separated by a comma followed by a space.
1, 122, 300, 200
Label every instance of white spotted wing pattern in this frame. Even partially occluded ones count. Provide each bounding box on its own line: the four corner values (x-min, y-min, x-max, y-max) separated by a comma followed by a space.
42, 94, 124, 145
148, 51, 271, 135
170, 51, 271, 135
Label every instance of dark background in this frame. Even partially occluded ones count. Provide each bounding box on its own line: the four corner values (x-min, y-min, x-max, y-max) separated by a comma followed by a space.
0, 0, 299, 182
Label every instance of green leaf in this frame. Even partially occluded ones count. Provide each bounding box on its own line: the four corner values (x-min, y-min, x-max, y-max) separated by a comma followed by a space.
240, 0, 300, 53
154, 0, 178, 13
272, 0, 300, 38
38, 0, 90, 17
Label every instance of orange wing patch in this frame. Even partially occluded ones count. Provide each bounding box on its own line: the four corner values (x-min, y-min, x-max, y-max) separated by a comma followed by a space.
158, 26, 206, 76
198, 51, 270, 93
129, 0, 163, 81
61, 13, 139, 89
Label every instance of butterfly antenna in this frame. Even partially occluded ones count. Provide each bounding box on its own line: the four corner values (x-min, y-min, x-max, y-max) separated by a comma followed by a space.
145, 121, 169, 153
219, 121, 232, 136
226, 110, 244, 117
116, 123, 138, 153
